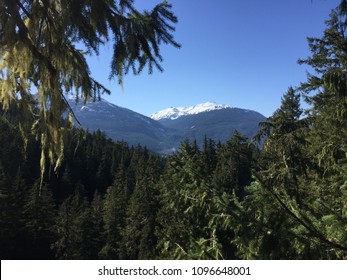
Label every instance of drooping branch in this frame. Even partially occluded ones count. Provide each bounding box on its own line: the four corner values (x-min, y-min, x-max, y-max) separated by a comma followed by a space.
256, 175, 347, 252
15, 0, 32, 20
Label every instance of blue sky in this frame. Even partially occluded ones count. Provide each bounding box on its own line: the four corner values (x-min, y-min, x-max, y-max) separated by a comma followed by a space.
86, 0, 341, 117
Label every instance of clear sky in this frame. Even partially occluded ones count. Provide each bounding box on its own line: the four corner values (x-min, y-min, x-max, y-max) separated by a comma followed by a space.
86, 0, 341, 117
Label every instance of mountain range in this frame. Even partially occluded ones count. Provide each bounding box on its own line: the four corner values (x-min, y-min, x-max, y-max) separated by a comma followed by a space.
67, 96, 266, 153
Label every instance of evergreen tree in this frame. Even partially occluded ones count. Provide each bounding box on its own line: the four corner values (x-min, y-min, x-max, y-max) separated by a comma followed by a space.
296, 0, 347, 258
0, 167, 28, 259
100, 167, 130, 259
121, 178, 157, 259
23, 181, 56, 259
0, 115, 24, 179
256, 87, 309, 204
52, 184, 100, 259
156, 140, 203, 259
234, 4, 347, 257
89, 191, 105, 259
201, 136, 217, 176
233, 87, 320, 259
214, 132, 254, 198
121, 154, 161, 259
156, 139, 243, 259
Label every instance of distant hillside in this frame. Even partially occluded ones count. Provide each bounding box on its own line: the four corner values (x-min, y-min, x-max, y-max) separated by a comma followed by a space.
158, 107, 266, 149
67, 97, 176, 152
68, 97, 265, 153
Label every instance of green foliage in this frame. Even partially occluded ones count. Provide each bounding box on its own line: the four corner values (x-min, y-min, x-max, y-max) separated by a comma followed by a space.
156, 136, 255, 259
23, 181, 56, 259
100, 167, 129, 259
0, 0, 180, 180
234, 3, 347, 257
0, 166, 27, 259
52, 184, 101, 259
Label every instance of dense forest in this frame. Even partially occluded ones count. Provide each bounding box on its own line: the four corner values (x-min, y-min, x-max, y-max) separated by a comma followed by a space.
1, 84, 346, 260
1, 1, 347, 260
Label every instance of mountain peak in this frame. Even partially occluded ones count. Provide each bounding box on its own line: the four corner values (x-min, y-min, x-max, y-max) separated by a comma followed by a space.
151, 101, 232, 120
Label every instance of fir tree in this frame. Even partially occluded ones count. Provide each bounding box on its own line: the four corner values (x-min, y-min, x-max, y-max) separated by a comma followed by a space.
52, 184, 99, 259
100, 170, 129, 259
255, 87, 309, 204
156, 139, 242, 259
0, 168, 28, 259
214, 132, 254, 198
235, 4, 347, 256
121, 154, 161, 259
23, 181, 56, 259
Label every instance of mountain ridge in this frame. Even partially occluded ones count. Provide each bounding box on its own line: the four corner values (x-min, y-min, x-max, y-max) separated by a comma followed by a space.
67, 97, 266, 153
151, 101, 232, 120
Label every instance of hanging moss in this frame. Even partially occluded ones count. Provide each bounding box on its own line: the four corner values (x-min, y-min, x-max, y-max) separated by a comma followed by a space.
0, 0, 180, 182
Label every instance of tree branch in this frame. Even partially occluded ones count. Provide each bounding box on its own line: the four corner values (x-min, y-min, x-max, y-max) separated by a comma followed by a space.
257, 176, 347, 251
15, 0, 33, 20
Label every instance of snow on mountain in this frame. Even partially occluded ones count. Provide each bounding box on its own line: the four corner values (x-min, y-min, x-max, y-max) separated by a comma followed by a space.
67, 94, 121, 113
63, 95, 264, 153
150, 101, 232, 120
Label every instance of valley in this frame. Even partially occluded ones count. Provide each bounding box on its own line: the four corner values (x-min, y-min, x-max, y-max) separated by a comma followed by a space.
68, 97, 266, 152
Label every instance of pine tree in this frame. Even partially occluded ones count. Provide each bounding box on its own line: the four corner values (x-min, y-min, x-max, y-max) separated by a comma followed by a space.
52, 184, 99, 259
201, 136, 217, 176
121, 177, 157, 259
234, 1, 347, 257
121, 154, 161, 259
156, 140, 203, 259
89, 191, 105, 259
23, 181, 56, 259
0, 114, 24, 178
255, 87, 309, 204
231, 88, 314, 259
295, 0, 347, 258
0, 0, 180, 178
156, 139, 238, 259
0, 167, 28, 259
100, 163, 131, 259
214, 132, 254, 198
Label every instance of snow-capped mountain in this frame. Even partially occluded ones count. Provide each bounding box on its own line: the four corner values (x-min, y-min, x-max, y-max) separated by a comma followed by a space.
66, 96, 265, 153
67, 94, 124, 114
156, 106, 266, 150
151, 101, 231, 120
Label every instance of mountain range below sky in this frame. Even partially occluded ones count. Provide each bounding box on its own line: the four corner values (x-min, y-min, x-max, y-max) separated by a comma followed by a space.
67, 96, 266, 153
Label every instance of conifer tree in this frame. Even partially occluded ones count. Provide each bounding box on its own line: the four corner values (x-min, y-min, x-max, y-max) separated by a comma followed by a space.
232, 88, 313, 259
23, 181, 56, 259
0, 168, 28, 259
156, 139, 240, 259
100, 171, 129, 259
255, 87, 309, 203
156, 140, 204, 259
201, 136, 217, 176
121, 177, 158, 259
89, 191, 105, 259
52, 184, 99, 259
0, 114, 24, 178
295, 0, 347, 258
214, 132, 254, 198
235, 1, 347, 256
121, 154, 161, 259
